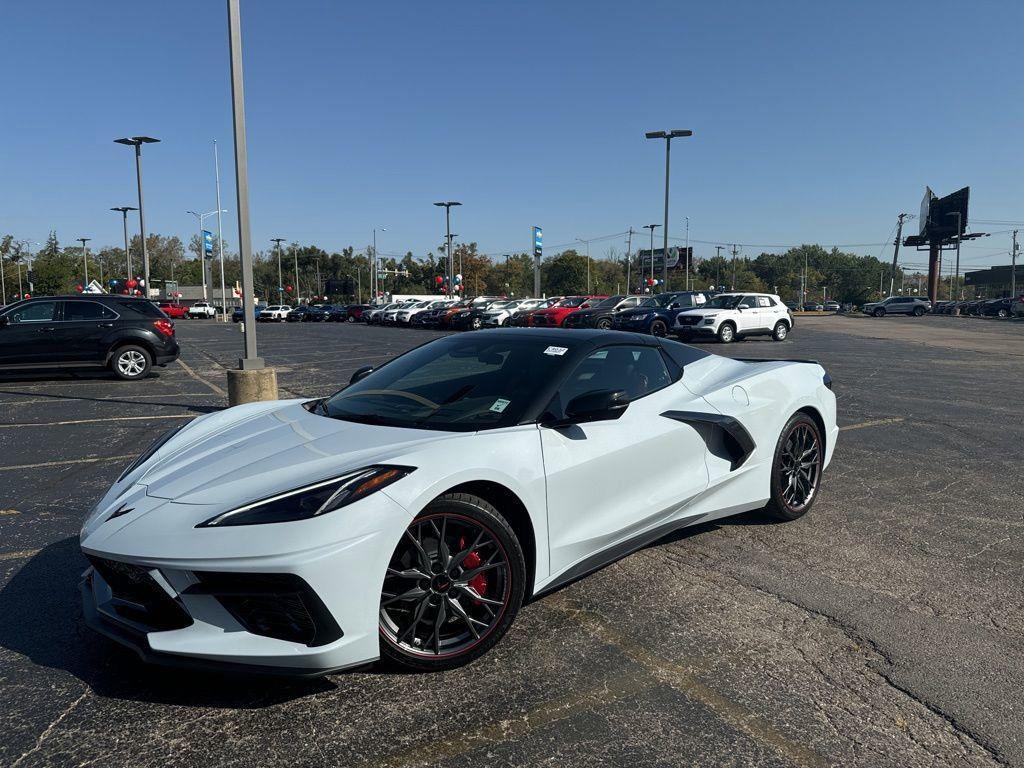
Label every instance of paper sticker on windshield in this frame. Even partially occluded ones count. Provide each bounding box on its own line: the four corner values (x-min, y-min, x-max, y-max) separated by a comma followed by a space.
489, 398, 511, 413
544, 346, 568, 356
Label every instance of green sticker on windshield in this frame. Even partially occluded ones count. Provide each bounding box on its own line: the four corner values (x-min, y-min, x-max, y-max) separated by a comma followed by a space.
489, 398, 511, 413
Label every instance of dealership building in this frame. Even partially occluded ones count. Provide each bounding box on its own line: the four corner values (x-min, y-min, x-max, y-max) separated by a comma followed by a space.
962, 265, 1024, 297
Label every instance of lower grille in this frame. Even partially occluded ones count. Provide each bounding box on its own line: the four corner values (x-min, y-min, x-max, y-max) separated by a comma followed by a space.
88, 556, 193, 631
190, 572, 342, 647
676, 316, 701, 326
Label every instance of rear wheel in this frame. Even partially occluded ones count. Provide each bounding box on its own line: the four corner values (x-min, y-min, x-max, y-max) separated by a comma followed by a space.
772, 321, 789, 341
762, 413, 823, 521
717, 322, 736, 343
650, 319, 668, 337
110, 345, 152, 381
379, 493, 526, 671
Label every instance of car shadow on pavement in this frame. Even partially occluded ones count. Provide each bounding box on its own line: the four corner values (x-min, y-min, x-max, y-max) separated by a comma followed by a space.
0, 538, 335, 708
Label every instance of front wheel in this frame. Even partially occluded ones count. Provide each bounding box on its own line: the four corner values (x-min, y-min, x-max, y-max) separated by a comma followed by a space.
873, 308, 885, 317
379, 493, 526, 671
717, 322, 736, 343
650, 319, 668, 337
110, 345, 152, 381
997, 309, 1009, 318
912, 306, 925, 317
762, 413, 824, 521
772, 321, 789, 341
470, 317, 483, 331
596, 317, 612, 330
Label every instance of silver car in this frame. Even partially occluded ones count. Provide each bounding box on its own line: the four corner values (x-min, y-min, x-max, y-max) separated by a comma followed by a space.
862, 296, 931, 317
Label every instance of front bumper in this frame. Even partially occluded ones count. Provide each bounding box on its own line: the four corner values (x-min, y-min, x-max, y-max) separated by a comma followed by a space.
79, 491, 411, 676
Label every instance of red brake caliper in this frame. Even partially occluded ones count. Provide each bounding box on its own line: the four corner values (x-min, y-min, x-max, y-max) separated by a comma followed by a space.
458, 536, 487, 604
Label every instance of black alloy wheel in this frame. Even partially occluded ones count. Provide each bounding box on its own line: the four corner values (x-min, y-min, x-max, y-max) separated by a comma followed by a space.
650, 319, 668, 337
873, 308, 885, 317
763, 413, 823, 521
379, 493, 525, 671
913, 306, 925, 317
596, 317, 612, 330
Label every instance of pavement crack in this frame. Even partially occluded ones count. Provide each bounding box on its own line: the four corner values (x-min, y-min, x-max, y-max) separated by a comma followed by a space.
10, 690, 89, 768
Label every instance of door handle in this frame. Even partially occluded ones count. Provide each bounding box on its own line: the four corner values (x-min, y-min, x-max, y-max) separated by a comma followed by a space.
38, 327, 56, 333
98, 323, 115, 328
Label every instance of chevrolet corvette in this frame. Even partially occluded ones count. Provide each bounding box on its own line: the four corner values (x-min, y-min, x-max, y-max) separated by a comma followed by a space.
80, 329, 837, 674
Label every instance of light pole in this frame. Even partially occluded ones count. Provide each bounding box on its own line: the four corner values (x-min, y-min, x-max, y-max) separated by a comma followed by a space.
372, 228, 386, 304
187, 209, 225, 301
78, 237, 91, 286
114, 136, 159, 297
645, 129, 692, 290
643, 224, 660, 291
575, 238, 592, 293
947, 212, 962, 300
271, 238, 285, 300
214, 140, 229, 319
110, 206, 137, 280
683, 216, 690, 290
292, 245, 300, 302
434, 201, 461, 297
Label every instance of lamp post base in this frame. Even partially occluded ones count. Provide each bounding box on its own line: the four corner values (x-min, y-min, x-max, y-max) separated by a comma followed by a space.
227, 366, 278, 406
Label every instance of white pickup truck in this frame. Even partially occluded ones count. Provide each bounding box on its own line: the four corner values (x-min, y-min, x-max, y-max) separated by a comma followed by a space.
187, 301, 217, 319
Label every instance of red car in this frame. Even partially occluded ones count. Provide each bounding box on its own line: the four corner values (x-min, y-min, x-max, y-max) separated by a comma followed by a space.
526, 295, 606, 327
158, 302, 188, 319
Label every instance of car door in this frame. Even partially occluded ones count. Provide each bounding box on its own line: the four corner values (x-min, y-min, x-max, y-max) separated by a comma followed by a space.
736, 295, 762, 333
0, 300, 63, 365
55, 300, 119, 363
756, 295, 781, 330
540, 343, 710, 576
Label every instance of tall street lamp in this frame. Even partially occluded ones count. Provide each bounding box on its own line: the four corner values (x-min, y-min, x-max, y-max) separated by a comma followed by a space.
372, 228, 386, 303
213, 140, 229, 319
110, 206, 137, 280
114, 136, 160, 297
575, 237, 592, 293
434, 201, 461, 297
78, 237, 91, 286
271, 238, 286, 298
188, 209, 226, 301
645, 129, 693, 290
643, 224, 660, 290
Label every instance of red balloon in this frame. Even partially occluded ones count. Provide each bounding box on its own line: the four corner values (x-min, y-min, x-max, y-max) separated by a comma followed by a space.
75, 284, 84, 292
126, 278, 138, 289
134, 289, 142, 296
285, 285, 293, 293
121, 289, 130, 295
435, 275, 443, 284
23, 293, 30, 299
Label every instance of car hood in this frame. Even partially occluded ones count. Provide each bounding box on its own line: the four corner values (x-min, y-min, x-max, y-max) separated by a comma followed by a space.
675, 308, 722, 319
136, 400, 454, 507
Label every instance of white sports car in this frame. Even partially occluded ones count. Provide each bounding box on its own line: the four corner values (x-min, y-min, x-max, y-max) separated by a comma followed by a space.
80, 329, 837, 674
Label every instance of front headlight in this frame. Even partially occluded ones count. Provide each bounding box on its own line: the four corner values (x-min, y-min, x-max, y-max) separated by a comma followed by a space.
703, 317, 716, 324
196, 465, 414, 527
117, 424, 186, 483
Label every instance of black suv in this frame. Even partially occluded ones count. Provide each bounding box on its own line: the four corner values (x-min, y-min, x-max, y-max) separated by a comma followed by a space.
0, 295, 179, 380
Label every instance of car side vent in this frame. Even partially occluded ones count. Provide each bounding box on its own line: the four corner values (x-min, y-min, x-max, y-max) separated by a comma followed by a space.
660, 411, 756, 470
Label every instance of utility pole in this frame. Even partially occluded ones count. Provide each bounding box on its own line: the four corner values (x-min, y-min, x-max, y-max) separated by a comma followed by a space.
293, 246, 300, 303
643, 224, 660, 290
730, 244, 739, 290
1012, 230, 1019, 298
715, 245, 724, 290
625, 228, 634, 294
214, 139, 228, 319
271, 238, 285, 301
645, 129, 692, 291
683, 216, 690, 290
889, 212, 907, 297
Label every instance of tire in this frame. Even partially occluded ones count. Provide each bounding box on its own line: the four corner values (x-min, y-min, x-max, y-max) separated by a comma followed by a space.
873, 308, 885, 317
772, 321, 789, 341
650, 319, 668, 337
470, 317, 482, 331
912, 306, 925, 317
110, 345, 152, 381
998, 309, 1009, 318
596, 317, 612, 330
378, 492, 526, 672
717, 322, 736, 343
762, 412, 824, 522
347, 315, 356, 323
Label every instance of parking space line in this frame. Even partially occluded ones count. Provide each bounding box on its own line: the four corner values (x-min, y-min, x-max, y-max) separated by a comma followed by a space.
176, 357, 227, 397
0, 455, 137, 472
0, 549, 40, 562
0, 414, 196, 429
839, 417, 905, 432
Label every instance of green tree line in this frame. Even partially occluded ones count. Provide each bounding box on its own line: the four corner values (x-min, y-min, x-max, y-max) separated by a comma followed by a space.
1, 231, 918, 305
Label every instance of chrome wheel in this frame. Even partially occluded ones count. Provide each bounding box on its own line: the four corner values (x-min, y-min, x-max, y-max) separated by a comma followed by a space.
116, 350, 147, 378
778, 423, 821, 513
380, 513, 511, 659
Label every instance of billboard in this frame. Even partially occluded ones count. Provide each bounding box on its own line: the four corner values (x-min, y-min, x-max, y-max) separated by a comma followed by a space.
919, 187, 934, 236
531, 226, 542, 259
920, 186, 968, 240
638, 247, 692, 271
202, 230, 214, 255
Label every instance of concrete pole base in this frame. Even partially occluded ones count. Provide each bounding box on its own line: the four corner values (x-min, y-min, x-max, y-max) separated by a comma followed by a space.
227, 367, 279, 406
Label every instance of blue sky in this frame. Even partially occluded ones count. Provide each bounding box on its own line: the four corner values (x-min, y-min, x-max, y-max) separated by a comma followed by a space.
2, 0, 1022, 272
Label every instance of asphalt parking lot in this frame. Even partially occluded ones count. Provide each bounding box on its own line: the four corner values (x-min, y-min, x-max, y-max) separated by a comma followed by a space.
1, 315, 1022, 768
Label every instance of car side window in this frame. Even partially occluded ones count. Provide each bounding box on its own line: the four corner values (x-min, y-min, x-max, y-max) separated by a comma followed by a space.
6, 301, 58, 323
757, 296, 772, 308
557, 345, 672, 407
65, 301, 118, 321
740, 295, 758, 308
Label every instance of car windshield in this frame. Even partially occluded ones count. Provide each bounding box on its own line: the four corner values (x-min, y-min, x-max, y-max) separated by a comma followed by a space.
556, 297, 587, 308
320, 336, 574, 432
704, 295, 744, 309
594, 296, 624, 309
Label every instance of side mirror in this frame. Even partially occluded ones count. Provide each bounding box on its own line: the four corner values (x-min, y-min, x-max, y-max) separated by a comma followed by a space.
350, 365, 374, 385
546, 389, 629, 428
737, 304, 750, 310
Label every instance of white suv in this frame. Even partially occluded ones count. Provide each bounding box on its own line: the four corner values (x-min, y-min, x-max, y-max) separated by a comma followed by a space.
673, 292, 793, 343
258, 305, 292, 322
186, 301, 217, 319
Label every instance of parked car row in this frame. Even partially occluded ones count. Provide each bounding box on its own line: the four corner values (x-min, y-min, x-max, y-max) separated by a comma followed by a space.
930, 297, 1024, 318
229, 303, 371, 323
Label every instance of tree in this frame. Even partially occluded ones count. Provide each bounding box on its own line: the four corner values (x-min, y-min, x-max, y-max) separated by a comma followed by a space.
544, 249, 589, 295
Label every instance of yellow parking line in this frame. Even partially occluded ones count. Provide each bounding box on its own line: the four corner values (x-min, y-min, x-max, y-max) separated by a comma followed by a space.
0, 414, 196, 429
0, 549, 40, 562
176, 358, 227, 396
839, 417, 905, 432
0, 455, 136, 472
